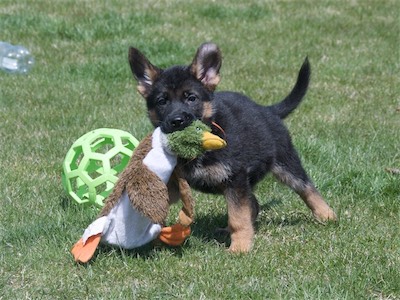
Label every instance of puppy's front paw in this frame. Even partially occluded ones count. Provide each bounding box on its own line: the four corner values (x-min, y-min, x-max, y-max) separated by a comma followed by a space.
228, 239, 252, 253
178, 209, 193, 226
228, 230, 253, 253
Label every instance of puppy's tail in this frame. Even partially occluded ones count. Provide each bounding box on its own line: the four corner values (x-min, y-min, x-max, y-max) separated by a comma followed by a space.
269, 57, 310, 119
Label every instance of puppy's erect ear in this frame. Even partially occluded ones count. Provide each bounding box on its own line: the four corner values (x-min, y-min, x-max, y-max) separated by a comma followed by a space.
128, 47, 161, 98
190, 43, 222, 91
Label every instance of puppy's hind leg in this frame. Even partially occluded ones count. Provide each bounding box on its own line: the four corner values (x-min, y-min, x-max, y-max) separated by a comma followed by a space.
272, 149, 337, 222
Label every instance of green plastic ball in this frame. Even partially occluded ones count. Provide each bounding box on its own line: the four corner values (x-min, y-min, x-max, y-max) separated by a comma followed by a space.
61, 128, 139, 207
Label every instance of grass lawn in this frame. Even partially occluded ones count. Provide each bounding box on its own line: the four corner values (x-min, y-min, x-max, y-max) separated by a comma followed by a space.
0, 0, 399, 299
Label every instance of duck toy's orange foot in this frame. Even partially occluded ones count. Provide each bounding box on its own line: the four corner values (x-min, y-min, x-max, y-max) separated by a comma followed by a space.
159, 224, 191, 246
71, 234, 102, 264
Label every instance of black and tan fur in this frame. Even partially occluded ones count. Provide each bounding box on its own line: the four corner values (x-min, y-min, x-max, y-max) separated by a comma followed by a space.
128, 43, 336, 252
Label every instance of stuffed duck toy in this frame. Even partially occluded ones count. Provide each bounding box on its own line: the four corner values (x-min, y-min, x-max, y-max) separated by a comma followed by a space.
71, 120, 226, 263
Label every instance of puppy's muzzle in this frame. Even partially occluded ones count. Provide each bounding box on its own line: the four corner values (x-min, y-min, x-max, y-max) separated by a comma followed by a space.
163, 112, 195, 133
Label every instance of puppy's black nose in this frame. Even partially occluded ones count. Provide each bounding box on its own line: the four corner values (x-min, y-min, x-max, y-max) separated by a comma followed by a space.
171, 117, 185, 129
164, 112, 194, 133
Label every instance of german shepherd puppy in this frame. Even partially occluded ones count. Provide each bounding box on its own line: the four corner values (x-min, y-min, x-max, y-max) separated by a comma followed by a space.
128, 43, 336, 252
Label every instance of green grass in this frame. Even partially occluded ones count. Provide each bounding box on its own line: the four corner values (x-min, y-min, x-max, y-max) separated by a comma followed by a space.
1, 0, 399, 299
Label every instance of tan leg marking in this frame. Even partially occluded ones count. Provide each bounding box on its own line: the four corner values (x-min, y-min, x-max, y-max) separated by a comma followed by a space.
177, 175, 195, 226
300, 185, 337, 222
167, 170, 195, 226
227, 200, 254, 253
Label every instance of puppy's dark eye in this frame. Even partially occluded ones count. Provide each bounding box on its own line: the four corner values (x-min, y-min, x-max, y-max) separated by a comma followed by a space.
188, 95, 197, 102
185, 93, 197, 102
157, 95, 167, 106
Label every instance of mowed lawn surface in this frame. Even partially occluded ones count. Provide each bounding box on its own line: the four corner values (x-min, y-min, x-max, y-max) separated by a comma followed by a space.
0, 0, 398, 299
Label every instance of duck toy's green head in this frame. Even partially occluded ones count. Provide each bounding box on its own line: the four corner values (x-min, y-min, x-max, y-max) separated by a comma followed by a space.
167, 120, 226, 159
